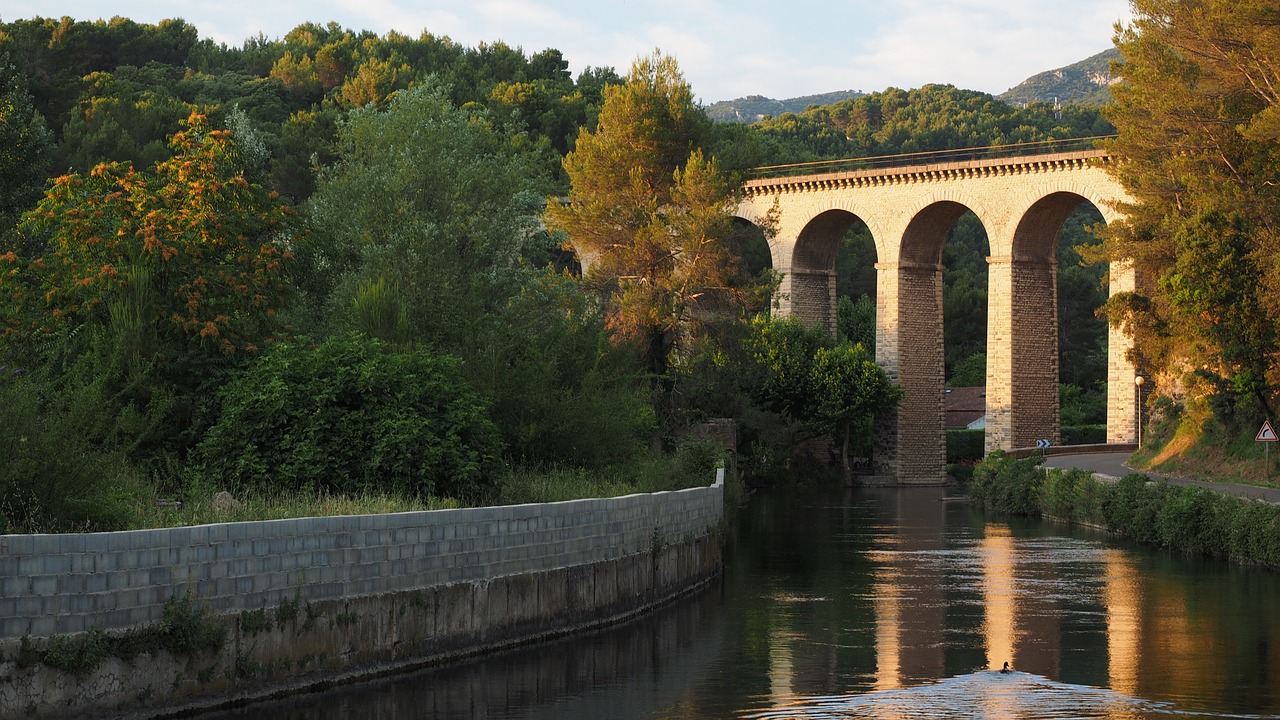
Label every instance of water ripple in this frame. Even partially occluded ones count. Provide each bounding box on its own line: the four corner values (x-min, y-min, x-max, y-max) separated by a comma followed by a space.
744, 671, 1277, 720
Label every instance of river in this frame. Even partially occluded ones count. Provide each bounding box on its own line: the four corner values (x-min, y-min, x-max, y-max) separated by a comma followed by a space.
212, 486, 1280, 719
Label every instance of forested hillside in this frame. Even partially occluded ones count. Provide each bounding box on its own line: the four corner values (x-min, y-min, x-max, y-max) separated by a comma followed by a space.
0, 16, 1118, 531
704, 89, 863, 123
998, 48, 1121, 107
717, 84, 1114, 167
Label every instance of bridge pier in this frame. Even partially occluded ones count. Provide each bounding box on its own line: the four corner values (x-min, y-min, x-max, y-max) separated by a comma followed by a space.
780, 269, 838, 333
1106, 262, 1141, 444
874, 261, 947, 483
985, 256, 1060, 453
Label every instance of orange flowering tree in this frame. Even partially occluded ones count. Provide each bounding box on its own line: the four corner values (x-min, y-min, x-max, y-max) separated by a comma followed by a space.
1, 111, 294, 362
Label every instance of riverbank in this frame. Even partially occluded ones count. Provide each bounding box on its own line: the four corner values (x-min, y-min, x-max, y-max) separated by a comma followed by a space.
967, 452, 1280, 568
0, 472, 725, 719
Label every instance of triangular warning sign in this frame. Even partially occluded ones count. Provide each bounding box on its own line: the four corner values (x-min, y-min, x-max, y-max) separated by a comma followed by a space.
1258, 420, 1278, 442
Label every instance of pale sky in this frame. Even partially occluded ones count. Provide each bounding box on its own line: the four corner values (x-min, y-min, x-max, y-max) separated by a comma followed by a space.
2, 1, 1133, 103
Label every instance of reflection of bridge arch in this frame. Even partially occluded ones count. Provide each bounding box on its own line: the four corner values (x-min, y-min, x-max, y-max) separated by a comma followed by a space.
738, 143, 1134, 483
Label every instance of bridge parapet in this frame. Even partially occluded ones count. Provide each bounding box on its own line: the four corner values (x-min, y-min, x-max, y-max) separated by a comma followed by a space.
744, 148, 1112, 199
745, 136, 1113, 181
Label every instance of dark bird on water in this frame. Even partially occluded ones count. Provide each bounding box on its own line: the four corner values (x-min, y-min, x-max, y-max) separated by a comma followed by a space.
1000, 662, 1011, 674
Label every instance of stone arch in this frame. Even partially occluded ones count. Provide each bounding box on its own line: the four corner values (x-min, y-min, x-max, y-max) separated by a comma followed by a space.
1003, 176, 1139, 446
881, 197, 992, 482
1011, 190, 1101, 260
787, 207, 878, 331
987, 188, 1116, 452
901, 201, 977, 265
737, 150, 1135, 480
729, 215, 774, 272
897, 189, 995, 264
731, 197, 779, 272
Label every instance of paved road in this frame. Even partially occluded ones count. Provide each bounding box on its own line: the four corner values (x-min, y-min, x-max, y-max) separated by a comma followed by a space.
1042, 452, 1280, 503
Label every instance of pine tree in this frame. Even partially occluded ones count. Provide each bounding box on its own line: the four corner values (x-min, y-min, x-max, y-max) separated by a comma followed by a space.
1101, 0, 1280, 414
544, 51, 749, 387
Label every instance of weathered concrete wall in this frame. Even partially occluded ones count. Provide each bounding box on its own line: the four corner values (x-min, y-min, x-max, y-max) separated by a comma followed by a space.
0, 473, 725, 719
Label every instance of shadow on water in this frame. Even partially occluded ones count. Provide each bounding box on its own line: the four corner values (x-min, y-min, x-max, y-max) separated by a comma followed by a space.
209, 485, 1280, 720
218, 580, 727, 720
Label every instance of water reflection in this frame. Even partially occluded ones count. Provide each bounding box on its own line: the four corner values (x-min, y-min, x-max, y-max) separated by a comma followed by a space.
207, 487, 1280, 720
978, 523, 1017, 673
1104, 549, 1141, 698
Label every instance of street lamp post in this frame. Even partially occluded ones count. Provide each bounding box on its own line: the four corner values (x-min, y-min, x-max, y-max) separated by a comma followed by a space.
1135, 375, 1145, 448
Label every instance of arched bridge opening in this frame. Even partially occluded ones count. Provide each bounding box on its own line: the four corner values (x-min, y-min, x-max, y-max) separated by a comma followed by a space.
737, 144, 1136, 484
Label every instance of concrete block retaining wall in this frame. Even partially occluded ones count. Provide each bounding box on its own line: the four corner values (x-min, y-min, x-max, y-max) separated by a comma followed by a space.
0, 472, 725, 719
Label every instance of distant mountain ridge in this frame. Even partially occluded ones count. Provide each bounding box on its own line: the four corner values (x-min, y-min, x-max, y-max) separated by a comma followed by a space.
704, 89, 863, 123
706, 48, 1120, 125
997, 48, 1120, 107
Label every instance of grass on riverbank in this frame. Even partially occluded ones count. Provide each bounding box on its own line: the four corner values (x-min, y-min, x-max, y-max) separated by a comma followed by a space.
3, 441, 731, 533
130, 491, 456, 529
968, 452, 1280, 569
1130, 400, 1280, 487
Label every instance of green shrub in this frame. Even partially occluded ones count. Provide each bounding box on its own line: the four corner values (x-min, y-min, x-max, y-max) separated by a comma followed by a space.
1156, 486, 1222, 554
674, 440, 726, 486
946, 429, 985, 462
632, 440, 726, 493
0, 371, 153, 532
969, 455, 1280, 569
948, 462, 976, 486
1133, 476, 1171, 544
187, 333, 502, 502
40, 629, 109, 674
968, 451, 1043, 516
1041, 467, 1096, 523
240, 607, 272, 635
1228, 500, 1280, 566
159, 593, 225, 655
1061, 425, 1106, 445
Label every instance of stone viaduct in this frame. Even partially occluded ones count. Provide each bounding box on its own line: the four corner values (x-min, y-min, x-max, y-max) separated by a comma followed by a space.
735, 140, 1137, 483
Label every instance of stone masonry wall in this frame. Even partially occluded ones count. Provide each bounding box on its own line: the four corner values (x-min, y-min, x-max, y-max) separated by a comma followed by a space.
1009, 259, 1060, 448
786, 270, 837, 333
1107, 262, 1140, 444
0, 473, 725, 719
894, 262, 946, 482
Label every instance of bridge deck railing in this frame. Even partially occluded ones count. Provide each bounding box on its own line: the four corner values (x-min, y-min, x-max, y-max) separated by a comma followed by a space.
744, 135, 1115, 180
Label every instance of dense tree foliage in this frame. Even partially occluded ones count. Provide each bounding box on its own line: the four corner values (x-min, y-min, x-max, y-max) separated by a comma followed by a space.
729, 84, 1113, 168
187, 333, 502, 500
302, 78, 650, 472
0, 12, 1131, 526
1101, 0, 1280, 419
5, 113, 293, 354
0, 54, 52, 234
743, 315, 900, 474
0, 113, 296, 479
300, 80, 554, 338
545, 52, 766, 411
0, 370, 143, 532
0, 17, 607, 206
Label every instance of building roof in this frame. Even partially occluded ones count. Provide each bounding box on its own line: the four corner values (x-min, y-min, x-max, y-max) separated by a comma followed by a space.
945, 386, 986, 429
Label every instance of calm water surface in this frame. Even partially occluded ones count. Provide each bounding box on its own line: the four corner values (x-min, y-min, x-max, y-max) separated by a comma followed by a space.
214, 486, 1280, 719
